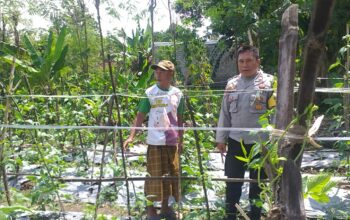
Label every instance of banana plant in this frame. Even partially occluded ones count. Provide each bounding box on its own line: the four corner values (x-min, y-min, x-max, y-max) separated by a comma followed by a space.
23, 26, 69, 91
0, 42, 38, 73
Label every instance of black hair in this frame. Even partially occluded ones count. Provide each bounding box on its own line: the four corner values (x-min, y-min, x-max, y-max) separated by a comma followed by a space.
237, 45, 259, 60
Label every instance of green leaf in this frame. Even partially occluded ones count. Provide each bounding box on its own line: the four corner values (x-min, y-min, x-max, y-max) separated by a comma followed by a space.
23, 35, 42, 68
0, 212, 7, 219
321, 181, 337, 194
235, 156, 249, 163
0, 205, 32, 214
53, 26, 67, 61
83, 98, 96, 107
136, 69, 153, 88
240, 141, 247, 157
249, 144, 260, 159
44, 31, 54, 58
277, 157, 287, 161
328, 59, 341, 71
0, 55, 38, 73
307, 174, 331, 194
0, 41, 20, 55
309, 193, 330, 203
303, 173, 336, 204
52, 45, 68, 74
334, 82, 344, 88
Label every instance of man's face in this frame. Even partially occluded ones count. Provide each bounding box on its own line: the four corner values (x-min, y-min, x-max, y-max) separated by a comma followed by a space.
154, 68, 173, 85
237, 51, 260, 77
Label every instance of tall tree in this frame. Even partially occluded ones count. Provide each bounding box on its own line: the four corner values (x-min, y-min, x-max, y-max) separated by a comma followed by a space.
175, 0, 348, 76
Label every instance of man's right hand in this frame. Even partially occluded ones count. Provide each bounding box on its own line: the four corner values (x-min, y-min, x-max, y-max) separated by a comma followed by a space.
123, 137, 133, 151
217, 143, 227, 164
216, 143, 227, 154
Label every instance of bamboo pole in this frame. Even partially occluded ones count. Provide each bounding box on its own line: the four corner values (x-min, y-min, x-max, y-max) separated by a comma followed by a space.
150, 0, 157, 61
185, 95, 211, 220
345, 23, 350, 177
94, 0, 106, 73
344, 23, 349, 134
93, 98, 113, 220
0, 57, 15, 206
167, 1, 182, 218
107, 54, 131, 219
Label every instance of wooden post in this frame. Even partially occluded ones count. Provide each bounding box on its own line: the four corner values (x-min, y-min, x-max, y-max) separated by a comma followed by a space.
273, 1, 336, 219
275, 4, 298, 131
270, 4, 303, 220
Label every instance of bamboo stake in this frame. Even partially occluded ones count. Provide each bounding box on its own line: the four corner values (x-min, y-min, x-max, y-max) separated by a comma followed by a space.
345, 23, 350, 176
168, 1, 182, 218
0, 57, 15, 206
344, 23, 349, 135
94, 0, 106, 73
185, 95, 211, 220
107, 54, 131, 219
150, 0, 157, 61
93, 99, 113, 220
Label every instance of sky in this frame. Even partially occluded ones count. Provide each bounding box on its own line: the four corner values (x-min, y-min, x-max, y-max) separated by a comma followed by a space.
23, 0, 210, 38
26, 0, 178, 37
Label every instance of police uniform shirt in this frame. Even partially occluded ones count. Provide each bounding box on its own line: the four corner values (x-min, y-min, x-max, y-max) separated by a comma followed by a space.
216, 70, 275, 144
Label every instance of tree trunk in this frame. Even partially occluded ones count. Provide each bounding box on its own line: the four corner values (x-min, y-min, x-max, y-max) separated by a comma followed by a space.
297, 0, 336, 124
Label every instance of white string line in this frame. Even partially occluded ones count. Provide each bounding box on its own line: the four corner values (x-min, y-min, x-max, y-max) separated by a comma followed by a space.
178, 77, 348, 88
0, 124, 264, 132
2, 87, 349, 99
0, 124, 349, 141
0, 89, 271, 99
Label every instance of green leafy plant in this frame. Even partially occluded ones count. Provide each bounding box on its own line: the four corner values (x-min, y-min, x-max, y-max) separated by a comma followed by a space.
302, 173, 337, 203
0, 205, 32, 219
23, 26, 69, 92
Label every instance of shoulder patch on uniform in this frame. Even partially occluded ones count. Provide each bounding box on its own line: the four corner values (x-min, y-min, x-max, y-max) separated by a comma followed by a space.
225, 75, 239, 92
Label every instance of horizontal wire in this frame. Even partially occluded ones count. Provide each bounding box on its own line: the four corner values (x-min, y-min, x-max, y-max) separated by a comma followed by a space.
178, 77, 348, 88
6, 172, 350, 185
0, 124, 266, 132
1, 87, 349, 100
6, 172, 265, 183
1, 124, 349, 141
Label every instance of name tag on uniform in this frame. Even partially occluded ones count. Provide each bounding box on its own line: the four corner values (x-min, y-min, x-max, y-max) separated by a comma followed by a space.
255, 104, 263, 110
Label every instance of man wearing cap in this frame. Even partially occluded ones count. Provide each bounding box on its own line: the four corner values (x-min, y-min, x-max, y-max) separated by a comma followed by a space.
124, 60, 184, 220
216, 45, 276, 220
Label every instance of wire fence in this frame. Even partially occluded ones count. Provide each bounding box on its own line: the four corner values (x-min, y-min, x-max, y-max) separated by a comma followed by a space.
0, 87, 349, 219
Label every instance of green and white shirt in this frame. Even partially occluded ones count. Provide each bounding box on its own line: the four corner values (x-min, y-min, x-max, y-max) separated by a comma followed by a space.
138, 84, 184, 146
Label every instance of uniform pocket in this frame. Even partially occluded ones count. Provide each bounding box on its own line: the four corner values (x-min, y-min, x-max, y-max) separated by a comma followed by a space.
249, 94, 266, 114
229, 93, 239, 113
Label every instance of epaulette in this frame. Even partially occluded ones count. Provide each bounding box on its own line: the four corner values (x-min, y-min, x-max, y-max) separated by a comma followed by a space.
225, 75, 240, 92
255, 71, 274, 89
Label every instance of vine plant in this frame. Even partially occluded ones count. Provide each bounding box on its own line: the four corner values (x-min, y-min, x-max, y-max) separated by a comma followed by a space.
236, 105, 338, 216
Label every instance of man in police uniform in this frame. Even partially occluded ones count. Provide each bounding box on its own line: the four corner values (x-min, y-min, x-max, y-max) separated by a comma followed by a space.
216, 45, 276, 220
